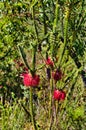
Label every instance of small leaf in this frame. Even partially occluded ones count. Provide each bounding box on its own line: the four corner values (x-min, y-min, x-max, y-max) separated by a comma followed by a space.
73, 106, 84, 120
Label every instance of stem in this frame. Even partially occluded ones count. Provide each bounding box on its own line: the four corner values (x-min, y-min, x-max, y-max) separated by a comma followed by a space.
32, 6, 39, 42
50, 2, 60, 59
32, 45, 36, 75
49, 78, 53, 118
41, 0, 47, 35
53, 2, 60, 33
60, 8, 64, 37
58, 7, 70, 68
50, 32, 55, 59
30, 29, 37, 129
49, 72, 53, 130
63, 7, 69, 49
41, 0, 49, 52
30, 87, 37, 130
18, 46, 33, 74
2, 93, 5, 106
53, 100, 59, 126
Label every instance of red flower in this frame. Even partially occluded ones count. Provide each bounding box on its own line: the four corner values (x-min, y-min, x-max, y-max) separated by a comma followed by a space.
53, 90, 61, 100
53, 89, 66, 101
52, 69, 62, 81
21, 73, 40, 87
45, 57, 54, 67
23, 73, 32, 86
60, 91, 66, 100
31, 75, 40, 87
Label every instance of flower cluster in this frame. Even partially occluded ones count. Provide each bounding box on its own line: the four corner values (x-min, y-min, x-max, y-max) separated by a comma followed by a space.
19, 56, 65, 102
53, 89, 66, 101
45, 57, 63, 81
21, 73, 40, 87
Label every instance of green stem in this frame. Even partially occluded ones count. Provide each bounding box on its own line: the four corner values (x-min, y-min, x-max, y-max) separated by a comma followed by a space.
60, 8, 64, 37
53, 100, 59, 126
30, 35, 37, 130
30, 87, 37, 130
58, 7, 70, 68
41, 0, 49, 52
32, 45, 36, 75
32, 6, 39, 42
41, 0, 47, 35
63, 7, 69, 49
49, 78, 53, 118
53, 2, 60, 33
49, 72, 53, 130
50, 32, 55, 59
50, 2, 59, 59
18, 46, 33, 74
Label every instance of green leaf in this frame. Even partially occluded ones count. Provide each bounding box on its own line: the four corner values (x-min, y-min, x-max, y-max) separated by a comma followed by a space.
73, 106, 84, 120
0, 2, 4, 9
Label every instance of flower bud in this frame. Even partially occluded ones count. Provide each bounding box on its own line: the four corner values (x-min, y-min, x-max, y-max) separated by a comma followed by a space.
45, 57, 54, 67
46, 68, 51, 79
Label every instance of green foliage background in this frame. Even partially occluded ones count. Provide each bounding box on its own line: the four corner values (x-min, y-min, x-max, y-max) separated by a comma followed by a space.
0, 0, 86, 130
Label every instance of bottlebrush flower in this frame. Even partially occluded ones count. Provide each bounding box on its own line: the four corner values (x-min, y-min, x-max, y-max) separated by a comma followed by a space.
45, 57, 54, 67
52, 69, 62, 81
21, 73, 40, 87
60, 91, 66, 100
53, 90, 61, 100
31, 75, 40, 87
53, 89, 66, 101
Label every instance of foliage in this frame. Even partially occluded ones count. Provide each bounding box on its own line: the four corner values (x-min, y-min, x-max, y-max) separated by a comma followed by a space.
0, 0, 86, 130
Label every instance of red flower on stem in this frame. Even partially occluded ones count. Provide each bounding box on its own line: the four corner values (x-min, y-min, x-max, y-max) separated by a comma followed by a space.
53, 89, 66, 101
21, 73, 40, 87
60, 91, 66, 100
45, 57, 54, 67
53, 90, 61, 100
52, 69, 62, 81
